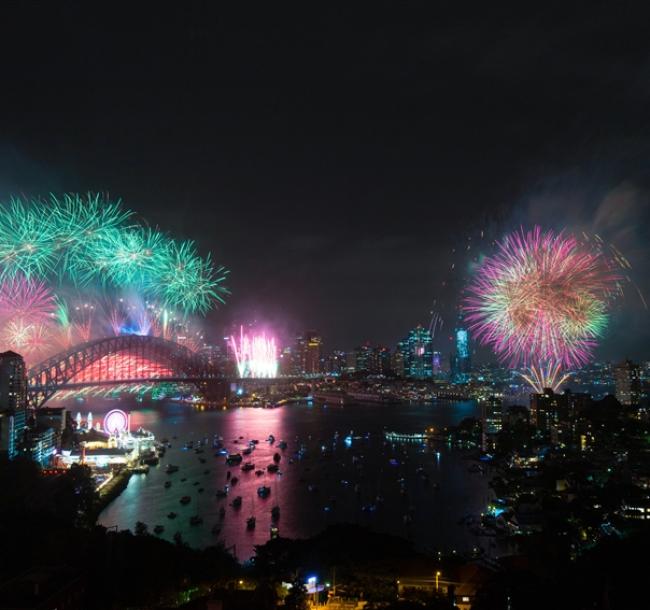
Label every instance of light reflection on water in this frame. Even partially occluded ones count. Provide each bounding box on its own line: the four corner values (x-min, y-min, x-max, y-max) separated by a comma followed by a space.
90, 399, 490, 561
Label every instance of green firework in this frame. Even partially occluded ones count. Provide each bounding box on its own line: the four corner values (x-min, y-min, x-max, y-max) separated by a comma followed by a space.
148, 240, 229, 314
0, 198, 59, 279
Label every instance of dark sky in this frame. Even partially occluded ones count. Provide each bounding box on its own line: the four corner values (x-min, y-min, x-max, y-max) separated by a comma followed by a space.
1, 3, 648, 358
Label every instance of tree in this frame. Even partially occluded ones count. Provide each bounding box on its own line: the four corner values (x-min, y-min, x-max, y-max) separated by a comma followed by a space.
284, 576, 308, 610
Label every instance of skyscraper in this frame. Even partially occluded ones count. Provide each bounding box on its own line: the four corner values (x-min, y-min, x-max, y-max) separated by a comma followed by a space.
615, 359, 641, 406
480, 395, 503, 451
293, 331, 322, 375
450, 324, 471, 383
0, 351, 28, 459
397, 325, 433, 379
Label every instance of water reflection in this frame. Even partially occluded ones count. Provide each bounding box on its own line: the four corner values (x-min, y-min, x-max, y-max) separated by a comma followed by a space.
94, 400, 488, 561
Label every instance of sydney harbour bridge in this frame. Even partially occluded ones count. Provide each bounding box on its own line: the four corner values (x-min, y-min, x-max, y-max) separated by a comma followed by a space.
26, 335, 230, 409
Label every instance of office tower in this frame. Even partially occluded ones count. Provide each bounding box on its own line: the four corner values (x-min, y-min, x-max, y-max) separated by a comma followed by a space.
293, 331, 322, 375
480, 395, 503, 450
391, 348, 405, 378
0, 351, 28, 459
394, 327, 434, 379
450, 324, 471, 383
615, 359, 641, 406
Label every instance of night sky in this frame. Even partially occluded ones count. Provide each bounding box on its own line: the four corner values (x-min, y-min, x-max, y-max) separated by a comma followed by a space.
1, 4, 648, 358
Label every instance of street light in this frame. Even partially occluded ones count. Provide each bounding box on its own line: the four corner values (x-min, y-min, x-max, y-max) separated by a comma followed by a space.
435, 571, 441, 592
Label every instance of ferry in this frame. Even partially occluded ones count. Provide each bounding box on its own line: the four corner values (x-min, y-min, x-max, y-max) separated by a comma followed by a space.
383, 430, 436, 443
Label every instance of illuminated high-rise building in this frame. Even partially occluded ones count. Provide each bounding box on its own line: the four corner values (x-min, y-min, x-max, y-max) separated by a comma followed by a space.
615, 359, 641, 406
432, 351, 442, 376
376, 346, 392, 376
293, 331, 322, 375
354, 343, 375, 374
397, 326, 433, 379
450, 324, 471, 383
480, 395, 503, 451
0, 351, 28, 459
392, 348, 405, 378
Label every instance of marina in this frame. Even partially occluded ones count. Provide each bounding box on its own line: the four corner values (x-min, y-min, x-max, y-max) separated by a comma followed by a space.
97, 398, 491, 561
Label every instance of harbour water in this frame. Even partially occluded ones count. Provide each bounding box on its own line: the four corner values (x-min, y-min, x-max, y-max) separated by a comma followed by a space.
95, 399, 490, 561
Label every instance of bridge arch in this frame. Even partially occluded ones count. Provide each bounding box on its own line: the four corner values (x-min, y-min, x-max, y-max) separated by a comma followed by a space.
27, 335, 220, 407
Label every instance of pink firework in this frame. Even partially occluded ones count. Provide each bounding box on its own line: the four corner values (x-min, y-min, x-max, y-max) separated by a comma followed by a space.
0, 274, 56, 326
230, 326, 278, 378
464, 227, 620, 387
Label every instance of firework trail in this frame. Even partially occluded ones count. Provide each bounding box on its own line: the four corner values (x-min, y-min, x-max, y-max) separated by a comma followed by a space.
464, 226, 621, 391
230, 326, 278, 378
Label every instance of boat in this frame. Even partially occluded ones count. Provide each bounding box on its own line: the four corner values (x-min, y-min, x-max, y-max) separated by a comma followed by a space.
383, 430, 436, 443
277, 440, 288, 450
257, 486, 271, 498
267, 464, 279, 473
180, 478, 187, 482
255, 469, 264, 476
271, 505, 280, 520
190, 515, 203, 526
267, 434, 275, 443
246, 516, 256, 530
242, 447, 252, 455
241, 462, 255, 472
164, 481, 172, 489
270, 525, 279, 539
199, 457, 206, 464
198, 488, 204, 493
153, 525, 164, 535
203, 469, 210, 475
250, 439, 259, 444
143, 454, 159, 466
180, 496, 191, 505
167, 512, 177, 519
273, 452, 281, 463
231, 476, 239, 485
165, 464, 179, 474
226, 453, 243, 464
231, 496, 242, 508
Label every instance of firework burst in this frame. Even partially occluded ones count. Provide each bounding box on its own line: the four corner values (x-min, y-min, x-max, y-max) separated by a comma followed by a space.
464, 227, 621, 390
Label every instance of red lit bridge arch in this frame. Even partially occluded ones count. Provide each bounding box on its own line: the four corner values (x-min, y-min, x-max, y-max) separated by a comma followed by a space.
27, 335, 225, 408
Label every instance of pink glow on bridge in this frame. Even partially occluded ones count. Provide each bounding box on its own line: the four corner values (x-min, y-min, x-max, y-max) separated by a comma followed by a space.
230, 326, 278, 378
68, 353, 174, 384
